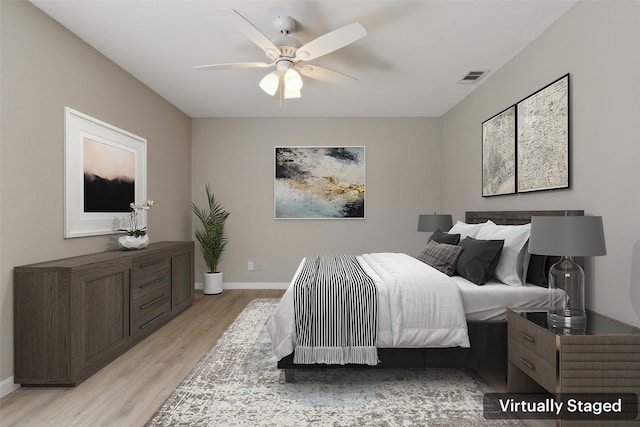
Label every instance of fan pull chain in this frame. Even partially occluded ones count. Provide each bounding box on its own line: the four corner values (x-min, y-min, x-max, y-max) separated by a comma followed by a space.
279, 74, 287, 112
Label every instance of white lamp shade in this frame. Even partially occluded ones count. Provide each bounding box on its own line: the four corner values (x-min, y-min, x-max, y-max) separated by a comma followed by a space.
284, 88, 301, 99
284, 68, 303, 91
259, 72, 279, 96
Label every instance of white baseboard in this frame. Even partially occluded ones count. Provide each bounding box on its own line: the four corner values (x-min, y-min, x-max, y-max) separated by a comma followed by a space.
1, 375, 19, 398
194, 282, 289, 290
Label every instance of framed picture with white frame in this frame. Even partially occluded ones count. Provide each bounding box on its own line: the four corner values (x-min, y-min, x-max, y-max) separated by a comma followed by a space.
64, 107, 147, 238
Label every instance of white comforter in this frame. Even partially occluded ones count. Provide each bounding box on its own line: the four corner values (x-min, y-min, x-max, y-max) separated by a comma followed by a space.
268, 253, 470, 361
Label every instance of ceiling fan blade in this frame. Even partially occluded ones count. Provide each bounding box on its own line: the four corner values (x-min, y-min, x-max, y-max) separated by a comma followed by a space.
221, 8, 280, 58
297, 64, 359, 85
194, 62, 274, 71
294, 22, 367, 62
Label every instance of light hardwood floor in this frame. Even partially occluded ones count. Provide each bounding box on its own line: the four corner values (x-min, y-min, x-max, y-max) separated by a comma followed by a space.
0, 289, 285, 427
1, 289, 525, 427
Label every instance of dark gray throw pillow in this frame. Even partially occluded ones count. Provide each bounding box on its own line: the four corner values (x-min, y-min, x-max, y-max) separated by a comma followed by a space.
456, 237, 504, 285
417, 241, 463, 276
526, 254, 548, 286
526, 255, 562, 287
429, 229, 461, 245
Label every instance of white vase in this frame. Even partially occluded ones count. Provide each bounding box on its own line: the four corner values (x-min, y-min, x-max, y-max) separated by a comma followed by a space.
118, 234, 149, 250
203, 271, 223, 295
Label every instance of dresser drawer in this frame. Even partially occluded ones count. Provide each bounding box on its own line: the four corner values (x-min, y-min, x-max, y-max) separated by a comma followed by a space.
509, 339, 557, 393
508, 311, 556, 362
131, 253, 170, 286
132, 270, 170, 300
132, 288, 170, 338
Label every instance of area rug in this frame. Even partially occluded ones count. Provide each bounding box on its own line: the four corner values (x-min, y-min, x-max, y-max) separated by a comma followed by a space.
146, 298, 523, 426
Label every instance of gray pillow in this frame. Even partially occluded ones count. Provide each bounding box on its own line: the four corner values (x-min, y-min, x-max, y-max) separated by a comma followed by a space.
455, 237, 504, 285
417, 241, 463, 276
526, 255, 561, 287
429, 229, 461, 245
526, 254, 548, 286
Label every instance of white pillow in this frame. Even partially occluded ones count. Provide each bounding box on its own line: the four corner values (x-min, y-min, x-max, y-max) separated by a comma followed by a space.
449, 220, 491, 240
476, 222, 531, 286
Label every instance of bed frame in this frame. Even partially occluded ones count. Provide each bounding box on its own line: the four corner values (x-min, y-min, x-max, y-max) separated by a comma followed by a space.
278, 209, 584, 382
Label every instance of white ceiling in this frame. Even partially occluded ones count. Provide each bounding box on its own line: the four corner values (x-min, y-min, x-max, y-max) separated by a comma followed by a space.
30, 0, 578, 118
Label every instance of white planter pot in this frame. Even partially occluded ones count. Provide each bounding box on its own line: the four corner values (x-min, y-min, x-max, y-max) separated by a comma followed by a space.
203, 272, 223, 295
118, 234, 149, 250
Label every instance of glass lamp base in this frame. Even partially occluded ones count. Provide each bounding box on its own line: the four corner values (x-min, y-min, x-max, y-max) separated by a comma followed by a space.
547, 310, 586, 333
547, 256, 586, 333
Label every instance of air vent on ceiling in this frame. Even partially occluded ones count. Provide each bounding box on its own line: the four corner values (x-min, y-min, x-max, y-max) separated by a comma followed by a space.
458, 70, 488, 85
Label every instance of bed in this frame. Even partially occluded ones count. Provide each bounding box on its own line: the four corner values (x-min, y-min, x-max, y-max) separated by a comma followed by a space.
269, 210, 584, 381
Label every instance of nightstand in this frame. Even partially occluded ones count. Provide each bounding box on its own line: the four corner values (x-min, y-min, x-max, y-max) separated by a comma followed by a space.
507, 307, 640, 425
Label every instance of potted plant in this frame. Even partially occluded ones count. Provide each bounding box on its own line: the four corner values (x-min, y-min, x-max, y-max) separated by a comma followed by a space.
117, 199, 154, 249
192, 184, 230, 295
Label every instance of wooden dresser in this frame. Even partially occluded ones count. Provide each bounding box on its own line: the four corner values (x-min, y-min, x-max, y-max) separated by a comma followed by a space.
507, 308, 640, 425
14, 241, 194, 386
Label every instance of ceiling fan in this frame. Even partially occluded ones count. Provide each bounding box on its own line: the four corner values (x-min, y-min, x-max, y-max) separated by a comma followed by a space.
194, 9, 367, 99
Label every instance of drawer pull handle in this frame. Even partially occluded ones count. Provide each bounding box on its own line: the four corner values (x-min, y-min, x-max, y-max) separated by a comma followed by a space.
140, 312, 168, 330
140, 259, 165, 269
520, 357, 535, 371
519, 331, 535, 343
139, 295, 166, 310
140, 277, 164, 289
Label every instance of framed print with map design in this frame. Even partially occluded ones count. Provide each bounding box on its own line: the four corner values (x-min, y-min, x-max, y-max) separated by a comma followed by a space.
482, 105, 516, 197
516, 74, 570, 193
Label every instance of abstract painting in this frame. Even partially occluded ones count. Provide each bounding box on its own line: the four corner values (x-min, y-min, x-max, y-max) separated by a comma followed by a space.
517, 74, 570, 193
482, 105, 516, 197
65, 107, 147, 238
83, 137, 135, 212
275, 147, 365, 219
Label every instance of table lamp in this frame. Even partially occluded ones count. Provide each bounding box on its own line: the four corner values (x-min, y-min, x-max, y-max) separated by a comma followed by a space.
417, 214, 453, 232
529, 215, 606, 331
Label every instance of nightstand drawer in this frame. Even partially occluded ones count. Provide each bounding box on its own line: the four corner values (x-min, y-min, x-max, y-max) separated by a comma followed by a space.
509, 339, 557, 393
508, 310, 556, 362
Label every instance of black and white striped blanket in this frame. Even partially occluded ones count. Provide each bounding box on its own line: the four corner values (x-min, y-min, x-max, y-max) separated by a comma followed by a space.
293, 254, 378, 365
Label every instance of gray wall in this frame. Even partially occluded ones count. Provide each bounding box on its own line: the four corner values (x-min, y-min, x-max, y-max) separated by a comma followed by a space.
0, 2, 192, 388
191, 117, 442, 284
440, 0, 640, 327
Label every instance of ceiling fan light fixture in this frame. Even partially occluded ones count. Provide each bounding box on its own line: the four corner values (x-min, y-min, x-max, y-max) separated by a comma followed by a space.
259, 71, 279, 96
284, 68, 303, 91
283, 87, 301, 99
196, 10, 368, 107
